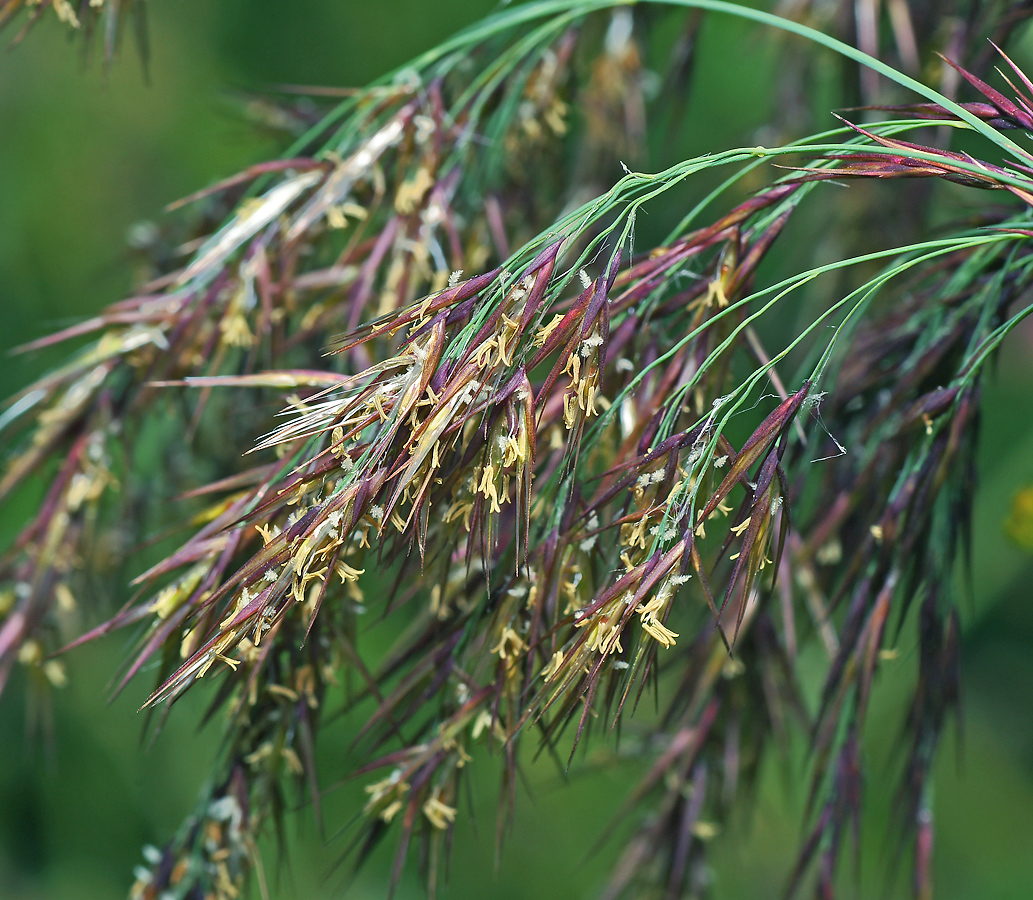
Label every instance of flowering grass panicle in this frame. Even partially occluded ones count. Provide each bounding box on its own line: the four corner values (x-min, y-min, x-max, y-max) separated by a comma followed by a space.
4, 3, 1033, 899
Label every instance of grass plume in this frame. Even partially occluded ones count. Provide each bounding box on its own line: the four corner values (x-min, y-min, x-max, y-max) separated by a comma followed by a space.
4, 3, 1033, 898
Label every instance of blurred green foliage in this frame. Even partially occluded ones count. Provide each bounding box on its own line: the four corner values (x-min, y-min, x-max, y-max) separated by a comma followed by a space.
1, 3, 1032, 898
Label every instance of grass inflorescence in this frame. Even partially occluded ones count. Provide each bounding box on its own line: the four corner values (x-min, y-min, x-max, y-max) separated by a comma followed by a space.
3, 2, 1033, 898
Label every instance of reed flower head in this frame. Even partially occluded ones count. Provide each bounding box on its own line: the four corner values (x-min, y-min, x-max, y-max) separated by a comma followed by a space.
5, 3, 1033, 899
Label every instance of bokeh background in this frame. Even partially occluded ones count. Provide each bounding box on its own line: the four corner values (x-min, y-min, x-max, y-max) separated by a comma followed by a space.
1, 2, 1032, 898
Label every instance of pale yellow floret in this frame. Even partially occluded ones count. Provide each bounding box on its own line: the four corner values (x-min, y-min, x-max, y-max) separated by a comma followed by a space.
471, 709, 506, 741
541, 650, 567, 682
490, 626, 526, 660
640, 616, 679, 648
423, 794, 457, 830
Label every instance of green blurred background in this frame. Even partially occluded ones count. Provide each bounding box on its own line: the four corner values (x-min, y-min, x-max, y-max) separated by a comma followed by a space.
1, 2, 1032, 898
